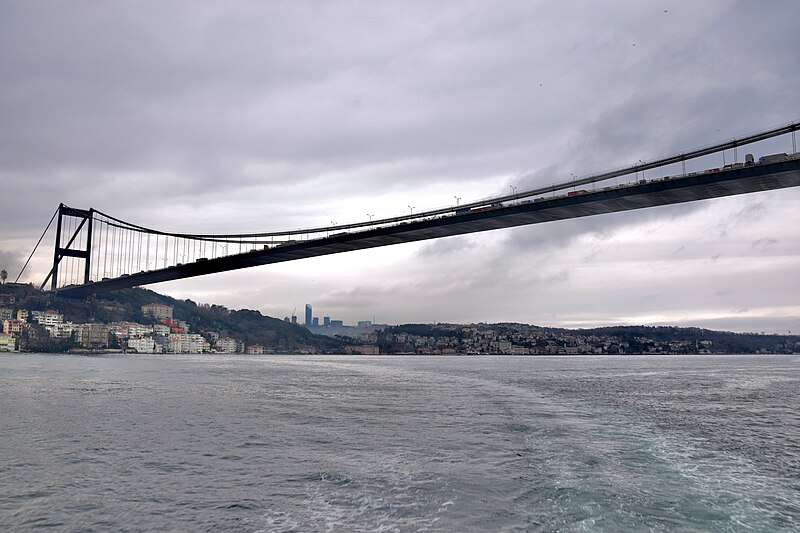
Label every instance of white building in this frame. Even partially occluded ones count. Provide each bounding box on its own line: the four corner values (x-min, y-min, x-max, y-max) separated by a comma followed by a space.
128, 337, 161, 354
214, 337, 239, 353
167, 333, 206, 354
110, 322, 153, 339
31, 310, 64, 328
48, 322, 77, 339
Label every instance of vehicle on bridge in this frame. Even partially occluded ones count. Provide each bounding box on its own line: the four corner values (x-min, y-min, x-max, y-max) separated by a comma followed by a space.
759, 153, 790, 164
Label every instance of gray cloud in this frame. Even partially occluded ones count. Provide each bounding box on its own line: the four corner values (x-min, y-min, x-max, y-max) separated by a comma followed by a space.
0, 249, 24, 283
715, 201, 766, 237
1, 0, 798, 332
499, 201, 704, 255
417, 236, 474, 258
751, 238, 778, 249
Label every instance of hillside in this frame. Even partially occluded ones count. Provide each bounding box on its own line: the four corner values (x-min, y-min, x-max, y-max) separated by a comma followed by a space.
1, 284, 797, 354
0, 284, 345, 352
568, 325, 797, 354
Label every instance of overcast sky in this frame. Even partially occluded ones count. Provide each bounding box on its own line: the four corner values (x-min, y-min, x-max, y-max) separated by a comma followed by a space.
2, 1, 799, 333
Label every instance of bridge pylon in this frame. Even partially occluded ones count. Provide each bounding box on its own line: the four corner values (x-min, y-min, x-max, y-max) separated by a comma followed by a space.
41, 204, 95, 292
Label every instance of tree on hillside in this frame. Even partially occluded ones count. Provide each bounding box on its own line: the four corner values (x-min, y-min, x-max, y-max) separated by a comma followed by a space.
0, 270, 7, 284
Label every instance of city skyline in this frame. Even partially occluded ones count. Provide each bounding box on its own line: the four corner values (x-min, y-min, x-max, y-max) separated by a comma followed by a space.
1, 2, 799, 333
294, 302, 373, 330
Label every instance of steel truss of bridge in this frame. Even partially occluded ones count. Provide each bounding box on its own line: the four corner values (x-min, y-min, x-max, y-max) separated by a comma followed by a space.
54, 156, 800, 299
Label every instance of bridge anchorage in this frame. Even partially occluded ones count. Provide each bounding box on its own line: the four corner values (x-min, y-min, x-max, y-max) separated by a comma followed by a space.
17, 121, 800, 299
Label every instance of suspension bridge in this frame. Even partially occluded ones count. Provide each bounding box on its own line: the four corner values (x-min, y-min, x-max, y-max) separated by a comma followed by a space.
18, 121, 800, 299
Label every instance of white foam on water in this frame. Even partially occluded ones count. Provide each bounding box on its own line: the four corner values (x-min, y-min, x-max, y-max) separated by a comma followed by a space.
255, 511, 300, 533
258, 455, 455, 533
648, 431, 799, 531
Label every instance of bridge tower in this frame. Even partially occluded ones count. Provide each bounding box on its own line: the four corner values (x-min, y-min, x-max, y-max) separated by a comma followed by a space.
42, 204, 95, 291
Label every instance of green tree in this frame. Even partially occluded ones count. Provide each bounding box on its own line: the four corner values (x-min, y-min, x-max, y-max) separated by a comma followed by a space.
0, 269, 7, 284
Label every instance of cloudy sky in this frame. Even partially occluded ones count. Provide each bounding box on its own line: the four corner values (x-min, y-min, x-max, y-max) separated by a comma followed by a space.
2, 1, 799, 333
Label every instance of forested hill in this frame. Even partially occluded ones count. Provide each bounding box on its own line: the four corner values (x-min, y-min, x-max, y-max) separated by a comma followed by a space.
569, 325, 798, 354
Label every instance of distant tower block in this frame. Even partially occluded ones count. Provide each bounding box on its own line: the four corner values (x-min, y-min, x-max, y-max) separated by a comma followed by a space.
305, 304, 312, 328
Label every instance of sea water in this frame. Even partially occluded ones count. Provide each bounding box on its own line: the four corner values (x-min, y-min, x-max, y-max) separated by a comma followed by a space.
1, 353, 798, 532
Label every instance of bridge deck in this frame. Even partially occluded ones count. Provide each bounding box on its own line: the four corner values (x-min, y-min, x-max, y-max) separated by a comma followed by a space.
56, 158, 800, 298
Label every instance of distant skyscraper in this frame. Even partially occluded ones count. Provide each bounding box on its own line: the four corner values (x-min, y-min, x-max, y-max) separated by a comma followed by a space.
323, 316, 331, 327
312, 317, 319, 327
305, 304, 312, 327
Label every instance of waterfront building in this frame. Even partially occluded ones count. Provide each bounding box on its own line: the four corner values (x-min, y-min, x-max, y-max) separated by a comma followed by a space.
167, 333, 205, 353
74, 324, 111, 348
128, 337, 160, 354
347, 345, 379, 355
0, 333, 16, 352
215, 337, 239, 353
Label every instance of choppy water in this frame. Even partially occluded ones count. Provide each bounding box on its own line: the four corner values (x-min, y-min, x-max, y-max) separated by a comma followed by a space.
1, 353, 798, 532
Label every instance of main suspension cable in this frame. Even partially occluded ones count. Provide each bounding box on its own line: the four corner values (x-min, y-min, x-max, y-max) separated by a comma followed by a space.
15, 206, 59, 283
